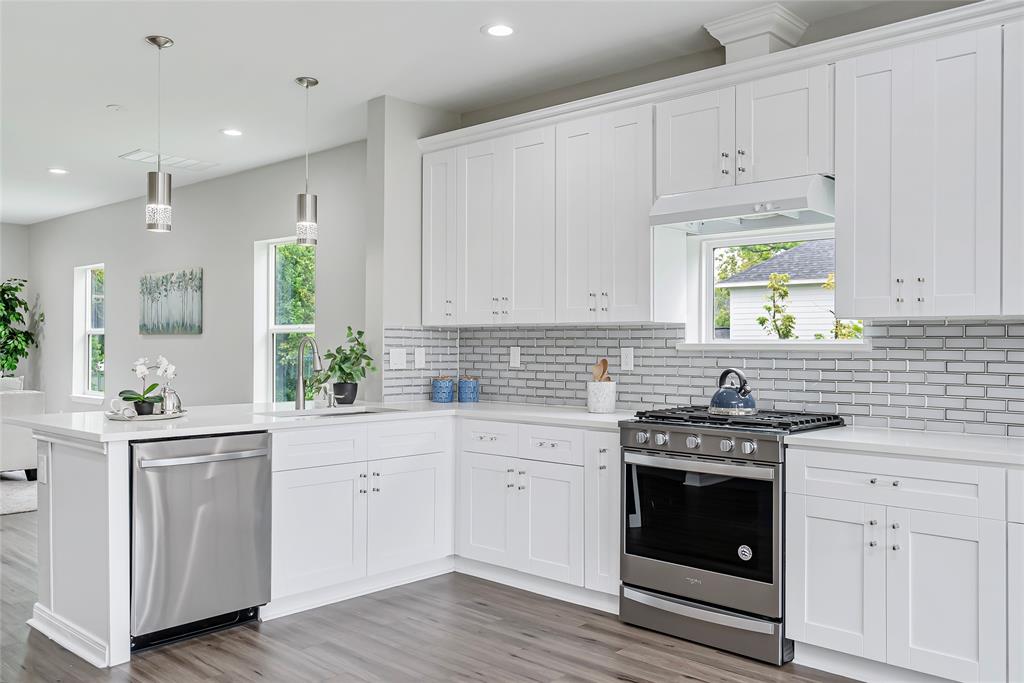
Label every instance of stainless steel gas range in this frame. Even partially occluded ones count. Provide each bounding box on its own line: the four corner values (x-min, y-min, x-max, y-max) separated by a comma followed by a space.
618, 407, 844, 665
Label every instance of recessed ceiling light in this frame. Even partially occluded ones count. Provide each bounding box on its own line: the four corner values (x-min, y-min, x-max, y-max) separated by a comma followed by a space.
221, 128, 243, 137
482, 24, 514, 37
47, 167, 69, 175
106, 104, 122, 112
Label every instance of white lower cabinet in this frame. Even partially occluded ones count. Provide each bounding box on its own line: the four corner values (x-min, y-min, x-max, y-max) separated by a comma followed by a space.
272, 462, 368, 598
459, 449, 584, 586
584, 431, 621, 595
1010, 523, 1024, 683
788, 493, 1008, 683
367, 451, 453, 575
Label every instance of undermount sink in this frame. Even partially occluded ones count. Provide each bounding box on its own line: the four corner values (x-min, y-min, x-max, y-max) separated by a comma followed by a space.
256, 406, 405, 419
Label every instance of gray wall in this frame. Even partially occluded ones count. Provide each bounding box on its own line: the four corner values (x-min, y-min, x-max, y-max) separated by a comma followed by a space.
27, 142, 367, 412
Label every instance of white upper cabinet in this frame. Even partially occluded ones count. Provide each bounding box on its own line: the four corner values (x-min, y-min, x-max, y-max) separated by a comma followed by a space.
655, 65, 832, 197
656, 89, 735, 195
735, 65, 834, 183
456, 139, 502, 325
422, 149, 457, 326
505, 128, 556, 324
836, 25, 1003, 319
1004, 22, 1024, 316
556, 105, 656, 324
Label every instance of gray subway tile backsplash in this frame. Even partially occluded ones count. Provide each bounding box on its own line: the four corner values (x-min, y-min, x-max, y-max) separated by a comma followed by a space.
382, 321, 1024, 436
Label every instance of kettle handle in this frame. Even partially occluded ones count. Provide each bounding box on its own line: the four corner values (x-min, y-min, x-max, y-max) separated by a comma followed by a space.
718, 368, 752, 397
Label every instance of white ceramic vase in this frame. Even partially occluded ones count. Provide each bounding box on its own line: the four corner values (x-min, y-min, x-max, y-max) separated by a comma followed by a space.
587, 381, 616, 414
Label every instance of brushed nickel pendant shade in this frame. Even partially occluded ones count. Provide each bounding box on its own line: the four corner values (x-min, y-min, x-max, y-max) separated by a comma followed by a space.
295, 76, 319, 245
145, 35, 174, 232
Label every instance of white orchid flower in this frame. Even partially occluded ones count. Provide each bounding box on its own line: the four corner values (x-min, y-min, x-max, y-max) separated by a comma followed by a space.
134, 364, 149, 379
156, 355, 169, 369
133, 357, 148, 367
164, 364, 176, 380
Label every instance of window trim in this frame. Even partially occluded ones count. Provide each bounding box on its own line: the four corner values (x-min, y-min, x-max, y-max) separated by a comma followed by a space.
681, 225, 870, 350
72, 263, 105, 402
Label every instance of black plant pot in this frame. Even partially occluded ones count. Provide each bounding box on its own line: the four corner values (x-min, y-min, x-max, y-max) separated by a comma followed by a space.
135, 400, 155, 416
333, 382, 358, 405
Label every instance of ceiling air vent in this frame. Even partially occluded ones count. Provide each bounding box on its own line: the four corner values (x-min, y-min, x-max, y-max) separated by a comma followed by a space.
118, 148, 218, 173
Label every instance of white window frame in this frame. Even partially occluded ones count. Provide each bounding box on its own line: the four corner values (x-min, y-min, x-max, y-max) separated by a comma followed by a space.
253, 237, 315, 404
679, 225, 869, 351
71, 263, 105, 404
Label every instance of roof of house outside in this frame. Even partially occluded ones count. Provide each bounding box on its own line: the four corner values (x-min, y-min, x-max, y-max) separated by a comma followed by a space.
719, 239, 835, 285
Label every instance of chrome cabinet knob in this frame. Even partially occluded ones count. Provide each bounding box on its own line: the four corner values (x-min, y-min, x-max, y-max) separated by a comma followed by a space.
892, 480, 901, 487
869, 477, 878, 485
869, 541, 878, 547
891, 522, 900, 530
635, 432, 650, 445
869, 519, 878, 525
685, 435, 701, 449
740, 440, 757, 455
598, 464, 607, 470
654, 432, 669, 446
721, 169, 730, 175
719, 439, 734, 453
891, 544, 901, 551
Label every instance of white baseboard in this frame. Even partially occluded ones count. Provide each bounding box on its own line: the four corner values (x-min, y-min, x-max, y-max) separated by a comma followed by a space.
260, 557, 456, 621
454, 557, 619, 614
793, 642, 952, 683
28, 602, 108, 668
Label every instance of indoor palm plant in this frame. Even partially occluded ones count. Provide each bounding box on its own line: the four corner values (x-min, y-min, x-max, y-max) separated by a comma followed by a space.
0, 278, 43, 381
323, 327, 377, 404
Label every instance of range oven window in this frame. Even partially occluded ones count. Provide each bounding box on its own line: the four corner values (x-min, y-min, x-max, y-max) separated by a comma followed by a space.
624, 458, 774, 583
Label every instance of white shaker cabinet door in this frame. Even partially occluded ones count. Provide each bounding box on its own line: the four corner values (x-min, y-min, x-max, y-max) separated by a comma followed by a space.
1009, 523, 1024, 683
584, 431, 621, 595
655, 88, 735, 196
834, 47, 912, 319
456, 140, 501, 325
600, 105, 653, 323
885, 508, 1006, 683
458, 450, 517, 569
367, 452, 453, 575
555, 115, 602, 324
422, 148, 457, 326
1005, 22, 1024, 315
513, 458, 584, 586
911, 25, 1002, 318
503, 127, 556, 325
785, 495, 886, 662
271, 462, 368, 599
735, 64, 833, 184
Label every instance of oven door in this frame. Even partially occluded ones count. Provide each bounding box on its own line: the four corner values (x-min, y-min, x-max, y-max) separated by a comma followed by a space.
622, 450, 782, 618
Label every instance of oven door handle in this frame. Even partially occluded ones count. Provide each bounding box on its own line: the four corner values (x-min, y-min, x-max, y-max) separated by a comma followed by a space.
623, 451, 775, 481
622, 587, 776, 635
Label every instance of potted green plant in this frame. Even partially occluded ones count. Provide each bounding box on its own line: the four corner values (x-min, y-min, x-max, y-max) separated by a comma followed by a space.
323, 327, 377, 404
0, 278, 44, 380
118, 356, 175, 415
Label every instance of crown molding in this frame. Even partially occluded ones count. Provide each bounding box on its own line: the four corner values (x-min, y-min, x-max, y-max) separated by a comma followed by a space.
704, 3, 809, 51
420, 0, 1024, 152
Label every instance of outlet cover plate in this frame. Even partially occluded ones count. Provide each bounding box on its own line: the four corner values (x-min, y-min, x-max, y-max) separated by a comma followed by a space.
414, 347, 426, 369
389, 348, 407, 370
510, 346, 521, 368
621, 347, 635, 371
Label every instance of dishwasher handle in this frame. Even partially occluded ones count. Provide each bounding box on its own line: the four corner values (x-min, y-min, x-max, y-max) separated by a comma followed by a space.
138, 448, 268, 469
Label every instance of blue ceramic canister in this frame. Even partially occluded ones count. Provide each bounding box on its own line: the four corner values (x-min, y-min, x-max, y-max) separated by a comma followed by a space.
431, 377, 455, 403
458, 377, 480, 402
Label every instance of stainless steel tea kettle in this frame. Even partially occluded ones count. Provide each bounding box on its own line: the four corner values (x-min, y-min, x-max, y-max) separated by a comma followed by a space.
709, 368, 756, 416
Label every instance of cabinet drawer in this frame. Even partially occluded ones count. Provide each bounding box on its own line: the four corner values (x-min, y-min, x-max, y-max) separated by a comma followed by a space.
788, 448, 1005, 519
517, 424, 584, 466
367, 418, 452, 460
461, 419, 517, 456
271, 424, 368, 472
1010, 469, 1024, 524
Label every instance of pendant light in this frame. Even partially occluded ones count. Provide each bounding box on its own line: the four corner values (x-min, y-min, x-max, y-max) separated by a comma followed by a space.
145, 35, 174, 232
295, 76, 319, 245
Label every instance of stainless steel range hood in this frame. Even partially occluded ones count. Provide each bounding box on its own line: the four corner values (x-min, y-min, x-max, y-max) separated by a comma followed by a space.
649, 174, 834, 234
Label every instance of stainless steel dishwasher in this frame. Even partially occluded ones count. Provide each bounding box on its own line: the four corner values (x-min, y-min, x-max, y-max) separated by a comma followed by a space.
131, 432, 270, 649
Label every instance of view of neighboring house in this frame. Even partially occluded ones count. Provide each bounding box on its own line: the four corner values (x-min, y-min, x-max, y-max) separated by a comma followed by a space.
717, 239, 836, 340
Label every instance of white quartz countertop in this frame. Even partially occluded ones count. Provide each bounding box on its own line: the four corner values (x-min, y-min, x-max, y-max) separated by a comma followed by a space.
785, 425, 1024, 467
4, 400, 632, 444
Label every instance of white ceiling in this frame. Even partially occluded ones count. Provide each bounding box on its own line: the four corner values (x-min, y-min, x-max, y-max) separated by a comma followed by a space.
3, 0, 917, 225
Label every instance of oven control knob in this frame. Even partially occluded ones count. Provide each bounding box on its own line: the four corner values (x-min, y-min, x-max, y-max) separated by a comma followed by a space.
685, 435, 701, 449
719, 439, 735, 453
635, 431, 650, 445
741, 440, 757, 455
654, 432, 669, 446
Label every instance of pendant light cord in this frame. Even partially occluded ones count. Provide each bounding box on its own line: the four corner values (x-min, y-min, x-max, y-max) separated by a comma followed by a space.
304, 83, 310, 194
156, 44, 162, 174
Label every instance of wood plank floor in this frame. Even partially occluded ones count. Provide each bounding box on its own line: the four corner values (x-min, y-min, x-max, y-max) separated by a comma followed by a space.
1, 511, 854, 683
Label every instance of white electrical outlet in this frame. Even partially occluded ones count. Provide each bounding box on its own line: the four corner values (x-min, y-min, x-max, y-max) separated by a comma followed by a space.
510, 346, 521, 368
621, 347, 635, 371
414, 347, 426, 369
389, 348, 407, 370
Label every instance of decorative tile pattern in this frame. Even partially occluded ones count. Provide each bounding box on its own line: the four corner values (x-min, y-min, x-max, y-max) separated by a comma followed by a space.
382, 327, 459, 403
385, 323, 1024, 436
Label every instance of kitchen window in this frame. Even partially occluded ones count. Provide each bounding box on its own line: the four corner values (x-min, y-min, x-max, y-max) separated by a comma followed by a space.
686, 228, 864, 347
254, 238, 316, 403
72, 264, 105, 402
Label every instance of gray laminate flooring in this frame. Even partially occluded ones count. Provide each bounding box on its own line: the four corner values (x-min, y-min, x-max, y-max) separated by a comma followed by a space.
1, 511, 854, 682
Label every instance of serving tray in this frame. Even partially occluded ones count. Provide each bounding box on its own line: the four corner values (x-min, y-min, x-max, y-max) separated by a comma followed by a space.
104, 409, 188, 422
